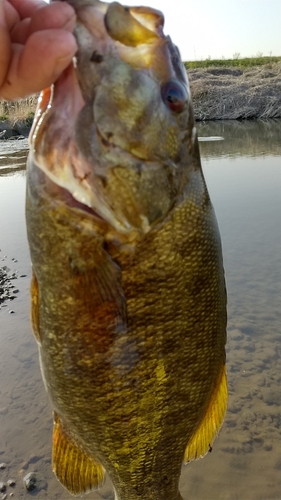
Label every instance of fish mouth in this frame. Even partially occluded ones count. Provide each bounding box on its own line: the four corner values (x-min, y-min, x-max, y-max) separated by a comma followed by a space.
29, 0, 190, 233
29, 66, 150, 234
46, 173, 105, 220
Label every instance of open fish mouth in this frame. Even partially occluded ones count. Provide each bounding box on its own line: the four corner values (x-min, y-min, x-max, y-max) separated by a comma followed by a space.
29, 0, 192, 234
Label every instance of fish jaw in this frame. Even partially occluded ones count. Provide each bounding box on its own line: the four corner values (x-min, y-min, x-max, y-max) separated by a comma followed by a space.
29, 0, 198, 236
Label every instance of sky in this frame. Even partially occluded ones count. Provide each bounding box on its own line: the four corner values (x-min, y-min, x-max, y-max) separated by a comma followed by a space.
113, 0, 281, 61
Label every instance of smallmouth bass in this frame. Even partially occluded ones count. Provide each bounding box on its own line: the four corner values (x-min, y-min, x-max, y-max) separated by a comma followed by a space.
26, 1, 227, 499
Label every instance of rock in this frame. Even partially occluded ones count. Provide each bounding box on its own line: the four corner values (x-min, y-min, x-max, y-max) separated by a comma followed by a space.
0, 266, 19, 306
13, 121, 31, 138
0, 119, 30, 139
0, 464, 6, 470
23, 473, 36, 492
23, 472, 47, 492
0, 129, 19, 140
6, 481, 15, 488
0, 483, 6, 493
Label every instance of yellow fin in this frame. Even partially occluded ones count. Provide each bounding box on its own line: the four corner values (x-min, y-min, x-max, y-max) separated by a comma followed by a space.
30, 270, 41, 344
184, 365, 228, 463
52, 413, 105, 495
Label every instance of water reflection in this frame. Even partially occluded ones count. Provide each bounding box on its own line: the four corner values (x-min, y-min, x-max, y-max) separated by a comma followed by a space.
0, 139, 29, 175
0, 121, 280, 500
181, 120, 281, 500
197, 119, 281, 158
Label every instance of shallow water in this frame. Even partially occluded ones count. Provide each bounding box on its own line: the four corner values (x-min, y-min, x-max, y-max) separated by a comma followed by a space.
0, 121, 280, 499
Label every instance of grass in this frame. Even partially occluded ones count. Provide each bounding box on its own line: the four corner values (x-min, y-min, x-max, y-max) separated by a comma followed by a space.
189, 60, 281, 120
0, 96, 37, 126
184, 56, 281, 70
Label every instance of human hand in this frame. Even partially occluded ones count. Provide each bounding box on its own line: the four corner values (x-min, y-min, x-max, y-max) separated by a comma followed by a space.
0, 0, 77, 100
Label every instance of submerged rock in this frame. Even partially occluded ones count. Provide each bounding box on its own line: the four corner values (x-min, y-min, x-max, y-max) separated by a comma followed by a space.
0, 257, 19, 306
0, 482, 6, 492
23, 472, 47, 492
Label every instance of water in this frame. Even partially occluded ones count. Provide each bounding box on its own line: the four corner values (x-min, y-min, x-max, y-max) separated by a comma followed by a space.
0, 120, 280, 499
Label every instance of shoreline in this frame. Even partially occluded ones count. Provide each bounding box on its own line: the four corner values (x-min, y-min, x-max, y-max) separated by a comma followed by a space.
0, 62, 280, 139
189, 61, 281, 121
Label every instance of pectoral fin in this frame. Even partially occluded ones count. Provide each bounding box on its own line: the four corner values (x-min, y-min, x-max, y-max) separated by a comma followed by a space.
30, 270, 41, 345
184, 364, 227, 463
52, 413, 105, 495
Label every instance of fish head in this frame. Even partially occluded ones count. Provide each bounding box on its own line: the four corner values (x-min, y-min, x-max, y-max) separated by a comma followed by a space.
29, 0, 199, 237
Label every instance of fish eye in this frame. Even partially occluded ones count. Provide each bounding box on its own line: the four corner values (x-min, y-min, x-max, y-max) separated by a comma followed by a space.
161, 80, 188, 113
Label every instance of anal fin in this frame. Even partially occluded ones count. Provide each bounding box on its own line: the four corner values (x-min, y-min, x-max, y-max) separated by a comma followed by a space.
52, 413, 105, 495
184, 364, 228, 463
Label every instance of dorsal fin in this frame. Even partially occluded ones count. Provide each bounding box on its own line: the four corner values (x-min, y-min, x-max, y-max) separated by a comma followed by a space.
52, 412, 105, 495
184, 364, 227, 462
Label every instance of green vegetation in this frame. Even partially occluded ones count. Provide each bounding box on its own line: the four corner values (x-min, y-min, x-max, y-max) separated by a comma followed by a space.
184, 56, 281, 70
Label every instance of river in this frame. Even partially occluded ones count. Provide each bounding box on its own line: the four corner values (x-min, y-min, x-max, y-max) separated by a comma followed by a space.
0, 120, 280, 499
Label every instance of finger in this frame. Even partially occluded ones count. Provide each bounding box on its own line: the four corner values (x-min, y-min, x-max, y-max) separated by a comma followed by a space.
10, 2, 76, 45
30, 2, 76, 33
8, 0, 76, 30
0, 30, 11, 90
7, 0, 46, 19
10, 18, 30, 44
0, 1, 13, 88
0, 29, 77, 100
10, 2, 76, 44
3, 0, 20, 28
28, 1, 76, 35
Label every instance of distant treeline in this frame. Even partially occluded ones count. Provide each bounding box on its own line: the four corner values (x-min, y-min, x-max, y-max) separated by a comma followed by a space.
184, 56, 281, 69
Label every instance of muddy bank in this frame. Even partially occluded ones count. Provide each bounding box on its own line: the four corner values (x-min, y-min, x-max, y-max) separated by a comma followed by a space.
0, 120, 30, 140
188, 62, 281, 120
1, 62, 281, 134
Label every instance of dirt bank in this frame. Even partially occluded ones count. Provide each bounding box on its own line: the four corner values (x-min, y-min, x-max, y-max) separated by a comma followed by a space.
0, 62, 281, 133
188, 61, 281, 120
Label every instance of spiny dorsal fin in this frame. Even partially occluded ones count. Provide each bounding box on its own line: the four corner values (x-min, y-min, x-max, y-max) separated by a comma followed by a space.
184, 364, 227, 463
52, 413, 105, 495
